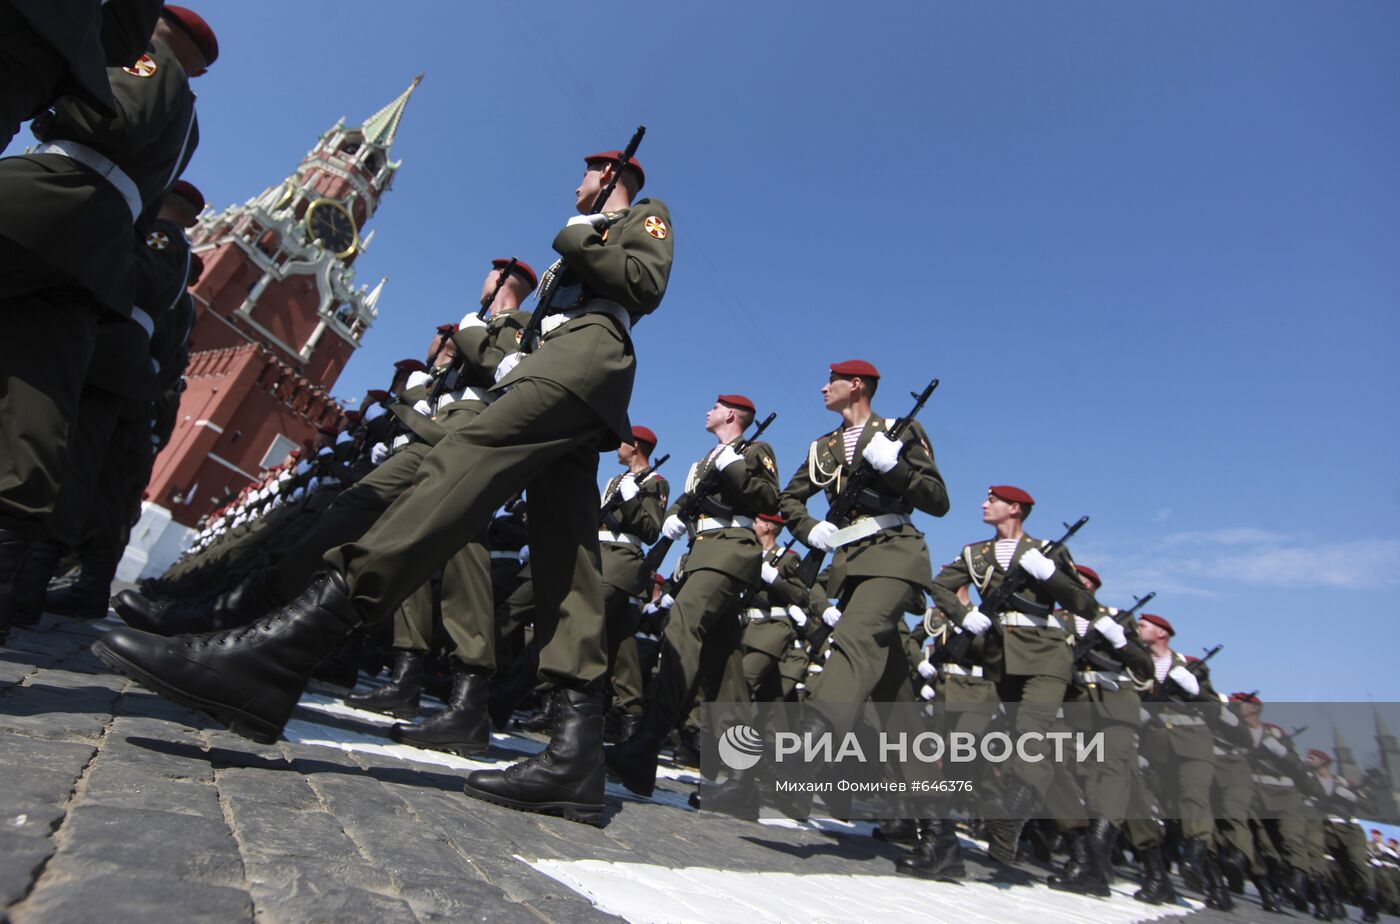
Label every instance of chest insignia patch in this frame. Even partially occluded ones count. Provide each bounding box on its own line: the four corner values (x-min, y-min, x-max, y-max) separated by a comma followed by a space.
146, 231, 169, 250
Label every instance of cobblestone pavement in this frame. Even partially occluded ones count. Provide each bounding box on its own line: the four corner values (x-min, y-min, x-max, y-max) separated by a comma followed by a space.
1, 612, 1393, 923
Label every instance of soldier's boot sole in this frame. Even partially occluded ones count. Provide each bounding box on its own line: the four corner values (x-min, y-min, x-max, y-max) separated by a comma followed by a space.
92, 640, 281, 745
461, 781, 604, 827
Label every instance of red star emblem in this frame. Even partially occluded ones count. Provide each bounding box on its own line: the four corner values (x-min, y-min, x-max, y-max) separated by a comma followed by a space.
644, 216, 669, 240
124, 54, 158, 78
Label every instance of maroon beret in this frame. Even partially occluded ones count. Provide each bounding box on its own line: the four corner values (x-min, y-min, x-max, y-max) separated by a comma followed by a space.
342, 410, 361, 423
394, 358, 429, 372
1074, 564, 1102, 589
492, 258, 538, 293
757, 512, 785, 526
584, 151, 645, 190
989, 485, 1035, 506
1307, 748, 1332, 765
630, 425, 658, 449
187, 252, 205, 283
363, 389, 389, 403
161, 6, 219, 66
169, 179, 204, 217
1138, 613, 1174, 637
717, 394, 755, 413
436, 322, 458, 335
1229, 692, 1260, 703
653, 573, 666, 586
830, 359, 880, 379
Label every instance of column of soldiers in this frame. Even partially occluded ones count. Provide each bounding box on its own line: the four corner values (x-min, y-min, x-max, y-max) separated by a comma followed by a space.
0, 2, 217, 642
2, 14, 1394, 920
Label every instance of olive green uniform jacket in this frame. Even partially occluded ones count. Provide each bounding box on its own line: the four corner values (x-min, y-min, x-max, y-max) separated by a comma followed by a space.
670, 439, 780, 587
780, 416, 948, 595
599, 470, 669, 597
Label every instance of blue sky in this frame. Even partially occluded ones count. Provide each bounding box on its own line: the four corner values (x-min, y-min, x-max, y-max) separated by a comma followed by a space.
19, 3, 1399, 700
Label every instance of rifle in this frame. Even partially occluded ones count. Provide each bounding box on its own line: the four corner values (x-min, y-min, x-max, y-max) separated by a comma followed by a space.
599, 454, 670, 525
1071, 590, 1156, 668
520, 126, 646, 355
939, 515, 1091, 666
478, 257, 517, 321
1158, 643, 1223, 703
793, 378, 940, 588
641, 411, 777, 574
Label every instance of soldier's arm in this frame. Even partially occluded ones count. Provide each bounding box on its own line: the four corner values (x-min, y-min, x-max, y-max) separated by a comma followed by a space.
44, 40, 187, 157
1113, 610, 1155, 679
872, 421, 950, 517
715, 442, 779, 515
619, 474, 668, 544
101, 0, 164, 66
764, 550, 809, 608
1040, 544, 1098, 620
930, 553, 976, 623
552, 199, 673, 316
778, 451, 824, 545
451, 310, 528, 385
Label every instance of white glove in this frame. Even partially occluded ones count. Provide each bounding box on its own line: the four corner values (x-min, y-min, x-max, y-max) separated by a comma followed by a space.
494, 351, 523, 383
567, 213, 611, 231
306, 477, 320, 493
860, 431, 902, 473
659, 593, 675, 609
1219, 705, 1240, 727
642, 602, 658, 616
405, 370, 433, 390
662, 514, 687, 540
917, 656, 938, 680
370, 442, 389, 465
412, 399, 432, 416
822, 605, 842, 628
1168, 665, 1200, 696
787, 605, 807, 628
962, 609, 993, 636
335, 430, 353, 446
457, 311, 487, 330
517, 545, 530, 565
290, 487, 305, 501
363, 402, 387, 423
1263, 737, 1289, 758
807, 520, 839, 552
714, 445, 744, 471
761, 562, 779, 584
1092, 614, 1128, 649
617, 475, 640, 502
1019, 547, 1056, 581
920, 684, 937, 702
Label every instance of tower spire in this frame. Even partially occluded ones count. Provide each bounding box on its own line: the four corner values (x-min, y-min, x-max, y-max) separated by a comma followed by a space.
361, 73, 423, 150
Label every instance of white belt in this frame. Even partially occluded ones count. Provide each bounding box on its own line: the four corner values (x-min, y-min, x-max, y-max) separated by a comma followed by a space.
943, 663, 984, 678
540, 299, 631, 337
489, 550, 519, 561
130, 307, 154, 337
598, 529, 643, 547
694, 515, 754, 533
827, 513, 911, 548
1254, 774, 1293, 788
391, 433, 411, 449
435, 386, 494, 413
1077, 670, 1129, 685
36, 141, 142, 221
1000, 611, 1062, 629
1162, 714, 1206, 727
744, 606, 789, 623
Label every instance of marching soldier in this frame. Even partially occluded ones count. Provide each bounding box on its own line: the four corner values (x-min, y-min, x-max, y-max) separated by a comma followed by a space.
0, 6, 213, 642
736, 514, 807, 703
606, 394, 779, 798
929, 485, 1095, 866
1305, 749, 1381, 923
96, 147, 673, 827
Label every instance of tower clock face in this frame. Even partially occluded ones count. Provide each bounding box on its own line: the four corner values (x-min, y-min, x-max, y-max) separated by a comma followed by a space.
305, 199, 358, 257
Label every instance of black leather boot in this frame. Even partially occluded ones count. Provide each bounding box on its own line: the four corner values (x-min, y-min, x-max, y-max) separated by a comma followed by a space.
1220, 845, 1249, 894
896, 820, 967, 881
0, 531, 31, 643
1089, 818, 1120, 883
688, 767, 759, 820
45, 554, 119, 620
1361, 888, 1381, 923
1179, 836, 1210, 893
603, 698, 673, 797
344, 648, 424, 719
1205, 855, 1236, 911
1134, 845, 1179, 905
985, 781, 1039, 866
13, 540, 62, 626
1048, 827, 1110, 896
1253, 872, 1286, 914
391, 665, 491, 756
486, 649, 540, 730
516, 694, 560, 734
1289, 866, 1312, 912
92, 572, 362, 743
463, 686, 606, 826
114, 569, 283, 636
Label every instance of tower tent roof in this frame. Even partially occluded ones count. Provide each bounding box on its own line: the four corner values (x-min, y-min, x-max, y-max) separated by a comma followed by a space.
361, 73, 423, 149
